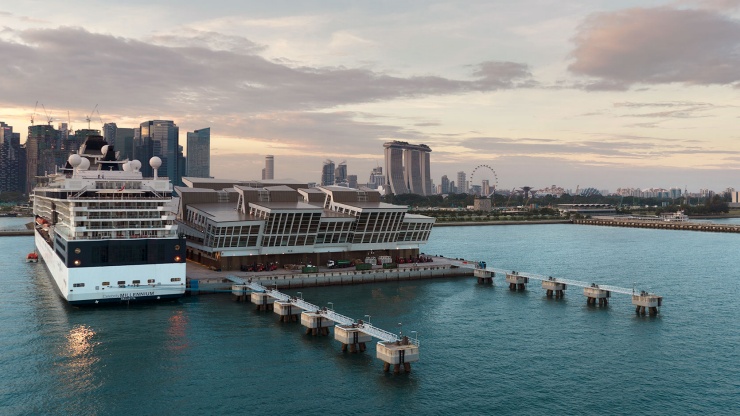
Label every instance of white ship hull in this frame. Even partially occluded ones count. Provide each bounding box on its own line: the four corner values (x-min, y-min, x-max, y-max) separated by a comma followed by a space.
35, 231, 186, 305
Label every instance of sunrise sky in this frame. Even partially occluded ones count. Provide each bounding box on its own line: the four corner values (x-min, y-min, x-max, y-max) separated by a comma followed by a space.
1, 0, 739, 191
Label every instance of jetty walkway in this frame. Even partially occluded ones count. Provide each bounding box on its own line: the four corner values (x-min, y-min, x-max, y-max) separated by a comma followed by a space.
454, 261, 663, 315
230, 277, 419, 373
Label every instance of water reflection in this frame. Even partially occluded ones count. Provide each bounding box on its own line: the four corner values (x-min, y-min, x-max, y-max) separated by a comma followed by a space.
167, 310, 190, 352
66, 325, 99, 357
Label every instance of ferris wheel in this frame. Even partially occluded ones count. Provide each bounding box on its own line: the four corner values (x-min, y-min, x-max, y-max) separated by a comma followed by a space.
470, 164, 499, 196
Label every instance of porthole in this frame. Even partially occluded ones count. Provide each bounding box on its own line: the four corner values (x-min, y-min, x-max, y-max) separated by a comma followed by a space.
74, 248, 81, 254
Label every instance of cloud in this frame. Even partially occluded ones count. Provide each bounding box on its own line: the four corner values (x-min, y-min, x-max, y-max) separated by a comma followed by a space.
568, 7, 740, 89
458, 135, 724, 159
470, 61, 537, 88
0, 26, 534, 119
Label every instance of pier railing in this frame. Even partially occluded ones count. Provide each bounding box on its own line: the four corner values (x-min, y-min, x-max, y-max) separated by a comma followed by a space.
454, 261, 650, 296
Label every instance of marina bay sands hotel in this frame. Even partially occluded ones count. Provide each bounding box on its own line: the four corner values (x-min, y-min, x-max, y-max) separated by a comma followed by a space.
383, 141, 433, 196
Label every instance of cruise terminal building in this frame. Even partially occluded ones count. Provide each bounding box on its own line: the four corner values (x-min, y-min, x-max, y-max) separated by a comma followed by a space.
175, 178, 435, 271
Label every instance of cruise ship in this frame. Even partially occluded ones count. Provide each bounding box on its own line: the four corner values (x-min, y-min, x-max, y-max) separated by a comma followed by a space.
32, 136, 186, 305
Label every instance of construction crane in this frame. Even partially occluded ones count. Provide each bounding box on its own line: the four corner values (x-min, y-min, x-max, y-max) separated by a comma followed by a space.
86, 104, 98, 129
506, 188, 516, 208
96, 107, 104, 129
41, 104, 52, 125
30, 101, 38, 126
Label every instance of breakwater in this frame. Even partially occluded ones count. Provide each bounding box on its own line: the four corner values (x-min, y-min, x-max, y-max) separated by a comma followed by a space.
572, 218, 740, 233
433, 219, 569, 227
0, 229, 33, 236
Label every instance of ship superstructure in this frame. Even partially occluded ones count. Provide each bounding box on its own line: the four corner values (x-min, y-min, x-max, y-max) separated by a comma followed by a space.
32, 136, 186, 305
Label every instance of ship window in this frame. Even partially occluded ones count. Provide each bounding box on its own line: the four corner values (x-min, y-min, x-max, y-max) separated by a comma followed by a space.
117, 280, 125, 285
148, 279, 155, 283
73, 283, 85, 287
132, 280, 140, 285
171, 278, 181, 282
102, 282, 110, 286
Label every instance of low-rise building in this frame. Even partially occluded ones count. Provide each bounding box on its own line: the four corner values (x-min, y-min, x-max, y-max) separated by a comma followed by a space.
176, 179, 435, 270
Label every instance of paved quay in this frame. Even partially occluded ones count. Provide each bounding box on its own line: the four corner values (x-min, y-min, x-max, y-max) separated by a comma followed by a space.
185, 256, 475, 292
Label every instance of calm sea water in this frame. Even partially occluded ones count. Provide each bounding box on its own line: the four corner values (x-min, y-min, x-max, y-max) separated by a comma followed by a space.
1, 219, 738, 415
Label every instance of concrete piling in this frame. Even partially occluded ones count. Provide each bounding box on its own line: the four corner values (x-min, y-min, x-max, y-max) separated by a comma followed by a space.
583, 286, 610, 307
505, 272, 528, 291
251, 292, 275, 311
335, 324, 372, 353
542, 279, 566, 298
377, 336, 419, 374
632, 292, 662, 316
300, 311, 334, 336
474, 268, 494, 284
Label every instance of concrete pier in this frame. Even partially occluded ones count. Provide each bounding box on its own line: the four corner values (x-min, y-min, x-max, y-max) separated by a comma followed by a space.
274, 300, 302, 322
583, 285, 611, 306
335, 324, 372, 353
301, 311, 334, 336
231, 284, 249, 301
377, 336, 419, 373
474, 268, 494, 284
632, 291, 663, 315
542, 278, 566, 298
505, 272, 528, 291
251, 292, 275, 311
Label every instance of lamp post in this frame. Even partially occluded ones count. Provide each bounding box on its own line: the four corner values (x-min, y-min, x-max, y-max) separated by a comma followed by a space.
327, 302, 334, 311
364, 314, 371, 325
297, 291, 303, 300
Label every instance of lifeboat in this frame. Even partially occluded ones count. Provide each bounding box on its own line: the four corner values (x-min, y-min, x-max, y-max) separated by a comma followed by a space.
26, 252, 39, 263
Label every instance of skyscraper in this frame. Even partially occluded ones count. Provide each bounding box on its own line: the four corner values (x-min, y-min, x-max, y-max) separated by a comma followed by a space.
368, 166, 385, 189
347, 175, 358, 189
26, 124, 60, 192
0, 122, 24, 193
263, 155, 274, 180
321, 160, 335, 186
383, 141, 432, 195
186, 127, 210, 178
334, 161, 347, 185
457, 171, 467, 194
441, 175, 450, 194
103, 122, 117, 144
115, 127, 135, 161
140, 120, 181, 185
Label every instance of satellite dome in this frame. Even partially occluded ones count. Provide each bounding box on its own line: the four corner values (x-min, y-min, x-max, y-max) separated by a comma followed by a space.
68, 154, 82, 167
78, 158, 91, 170
130, 160, 142, 171
149, 156, 162, 169
122, 161, 132, 172
101, 145, 109, 155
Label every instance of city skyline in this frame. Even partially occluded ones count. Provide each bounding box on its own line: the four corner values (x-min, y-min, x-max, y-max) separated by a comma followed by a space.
1, 1, 739, 190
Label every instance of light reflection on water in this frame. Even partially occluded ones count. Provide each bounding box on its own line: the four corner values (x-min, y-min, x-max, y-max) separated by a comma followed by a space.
167, 310, 190, 352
